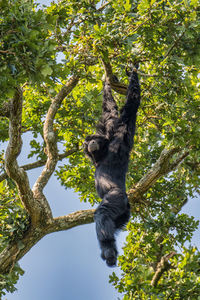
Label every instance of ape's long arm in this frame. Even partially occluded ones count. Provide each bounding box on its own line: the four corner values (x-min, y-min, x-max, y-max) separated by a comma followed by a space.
120, 71, 140, 129
96, 81, 118, 139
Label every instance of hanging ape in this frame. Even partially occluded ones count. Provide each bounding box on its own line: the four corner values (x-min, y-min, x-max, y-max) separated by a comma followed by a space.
84, 68, 140, 266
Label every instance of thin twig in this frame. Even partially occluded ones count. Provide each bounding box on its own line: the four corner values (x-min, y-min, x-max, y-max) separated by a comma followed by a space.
163, 29, 186, 60
0, 148, 78, 182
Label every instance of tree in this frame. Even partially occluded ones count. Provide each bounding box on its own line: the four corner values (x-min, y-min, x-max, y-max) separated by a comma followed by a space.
0, 0, 200, 297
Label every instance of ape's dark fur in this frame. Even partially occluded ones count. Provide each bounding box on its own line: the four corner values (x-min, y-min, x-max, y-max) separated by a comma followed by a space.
84, 70, 140, 266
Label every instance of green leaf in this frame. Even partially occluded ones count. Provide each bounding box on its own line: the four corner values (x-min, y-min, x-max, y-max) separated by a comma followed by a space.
41, 65, 53, 77
124, 0, 131, 11
17, 241, 25, 250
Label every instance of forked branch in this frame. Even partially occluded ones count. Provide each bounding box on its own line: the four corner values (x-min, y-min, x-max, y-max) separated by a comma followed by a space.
32, 75, 79, 205
0, 144, 190, 275
4, 88, 37, 219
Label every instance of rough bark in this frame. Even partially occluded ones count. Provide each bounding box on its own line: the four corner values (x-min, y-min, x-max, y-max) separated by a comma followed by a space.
4, 88, 38, 221
151, 252, 176, 287
32, 75, 79, 199
46, 209, 95, 234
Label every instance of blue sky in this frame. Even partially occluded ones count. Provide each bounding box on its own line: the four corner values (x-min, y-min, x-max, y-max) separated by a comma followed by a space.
2, 1, 200, 299
2, 133, 126, 300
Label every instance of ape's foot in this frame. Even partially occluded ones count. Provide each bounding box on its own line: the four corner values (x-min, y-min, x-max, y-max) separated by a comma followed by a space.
101, 248, 118, 267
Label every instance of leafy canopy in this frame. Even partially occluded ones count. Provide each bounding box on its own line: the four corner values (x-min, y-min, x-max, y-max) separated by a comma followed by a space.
0, 0, 200, 298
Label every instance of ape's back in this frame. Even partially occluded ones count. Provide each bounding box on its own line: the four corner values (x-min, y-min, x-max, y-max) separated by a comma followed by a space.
94, 138, 130, 199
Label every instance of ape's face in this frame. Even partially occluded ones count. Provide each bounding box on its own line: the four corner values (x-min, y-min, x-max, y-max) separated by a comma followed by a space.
84, 135, 108, 163
88, 139, 100, 152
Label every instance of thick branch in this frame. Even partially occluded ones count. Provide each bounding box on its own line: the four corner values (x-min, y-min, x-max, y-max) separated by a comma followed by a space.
46, 209, 95, 234
128, 147, 190, 206
0, 209, 95, 275
151, 252, 176, 287
32, 75, 79, 199
4, 88, 39, 221
0, 227, 45, 274
0, 146, 189, 275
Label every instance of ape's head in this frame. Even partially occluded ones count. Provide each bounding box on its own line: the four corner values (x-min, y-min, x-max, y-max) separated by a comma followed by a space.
84, 135, 109, 164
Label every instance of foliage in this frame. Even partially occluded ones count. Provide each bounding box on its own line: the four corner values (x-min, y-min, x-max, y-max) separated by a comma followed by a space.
0, 0, 60, 100
0, 180, 30, 251
0, 174, 28, 296
0, 0, 200, 297
0, 262, 24, 298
